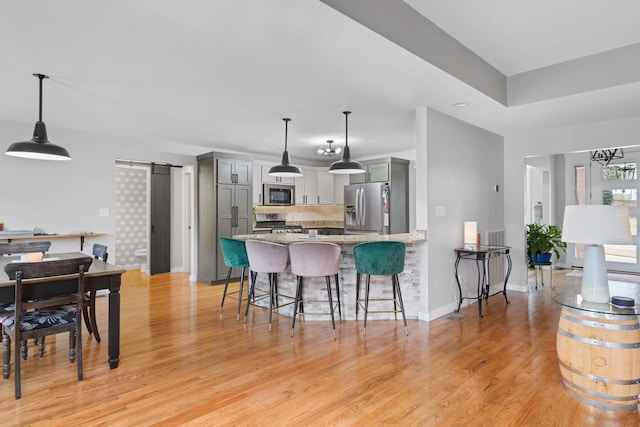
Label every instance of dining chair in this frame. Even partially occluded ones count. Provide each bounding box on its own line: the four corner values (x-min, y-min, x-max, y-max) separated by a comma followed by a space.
218, 238, 250, 320
353, 241, 408, 336
288, 242, 342, 338
25, 243, 107, 358
0, 241, 51, 256
83, 244, 108, 342
0, 241, 52, 356
244, 240, 291, 332
1, 256, 93, 399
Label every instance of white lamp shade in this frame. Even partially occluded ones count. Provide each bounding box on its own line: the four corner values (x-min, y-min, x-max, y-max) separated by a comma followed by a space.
562, 205, 632, 245
463, 221, 477, 245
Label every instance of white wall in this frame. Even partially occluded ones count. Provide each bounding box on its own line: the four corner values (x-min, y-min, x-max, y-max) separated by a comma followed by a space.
0, 119, 195, 269
425, 108, 504, 319
505, 117, 640, 288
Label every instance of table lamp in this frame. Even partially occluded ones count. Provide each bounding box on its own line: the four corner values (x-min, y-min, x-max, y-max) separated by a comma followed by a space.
562, 205, 632, 303
464, 221, 477, 249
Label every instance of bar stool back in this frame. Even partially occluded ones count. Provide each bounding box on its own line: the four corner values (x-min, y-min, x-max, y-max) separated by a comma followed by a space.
353, 241, 408, 336
219, 238, 250, 320
244, 240, 290, 331
288, 242, 342, 338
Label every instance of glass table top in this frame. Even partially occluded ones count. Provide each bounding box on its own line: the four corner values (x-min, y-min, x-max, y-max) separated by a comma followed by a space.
553, 294, 640, 316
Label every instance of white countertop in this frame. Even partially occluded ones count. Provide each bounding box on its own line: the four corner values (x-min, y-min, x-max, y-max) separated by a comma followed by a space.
232, 230, 427, 245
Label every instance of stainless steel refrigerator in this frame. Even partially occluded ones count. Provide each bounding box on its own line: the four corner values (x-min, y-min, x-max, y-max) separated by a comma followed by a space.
344, 182, 390, 234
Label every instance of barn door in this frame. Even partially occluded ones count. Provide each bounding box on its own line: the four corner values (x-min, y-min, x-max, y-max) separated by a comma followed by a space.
150, 163, 171, 275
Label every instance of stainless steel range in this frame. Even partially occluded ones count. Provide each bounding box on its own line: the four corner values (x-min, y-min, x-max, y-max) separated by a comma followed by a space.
271, 225, 303, 234
255, 213, 303, 234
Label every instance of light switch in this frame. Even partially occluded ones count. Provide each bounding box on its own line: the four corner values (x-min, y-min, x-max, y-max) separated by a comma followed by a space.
99, 208, 109, 217
435, 206, 446, 217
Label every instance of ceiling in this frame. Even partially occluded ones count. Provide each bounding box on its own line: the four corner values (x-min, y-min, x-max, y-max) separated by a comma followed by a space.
1, 0, 640, 164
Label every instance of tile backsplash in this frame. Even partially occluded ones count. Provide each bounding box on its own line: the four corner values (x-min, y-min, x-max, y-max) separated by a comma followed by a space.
254, 204, 343, 228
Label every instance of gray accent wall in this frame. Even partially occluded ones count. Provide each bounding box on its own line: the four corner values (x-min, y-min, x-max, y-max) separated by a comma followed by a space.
425, 108, 505, 319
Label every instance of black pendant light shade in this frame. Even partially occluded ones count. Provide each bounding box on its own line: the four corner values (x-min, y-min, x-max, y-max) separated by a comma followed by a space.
328, 111, 365, 174
6, 74, 71, 161
269, 118, 302, 177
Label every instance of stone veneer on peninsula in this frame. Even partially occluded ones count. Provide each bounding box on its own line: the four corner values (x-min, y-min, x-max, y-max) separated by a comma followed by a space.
232, 231, 426, 321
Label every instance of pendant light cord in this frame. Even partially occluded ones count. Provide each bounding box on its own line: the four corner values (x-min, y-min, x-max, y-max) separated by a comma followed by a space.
283, 118, 291, 151
34, 73, 48, 122
343, 111, 351, 147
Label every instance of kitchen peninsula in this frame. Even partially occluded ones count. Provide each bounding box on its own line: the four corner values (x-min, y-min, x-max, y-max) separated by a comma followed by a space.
233, 230, 426, 320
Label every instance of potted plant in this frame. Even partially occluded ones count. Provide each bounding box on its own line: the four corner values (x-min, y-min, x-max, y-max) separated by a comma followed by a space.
526, 223, 567, 263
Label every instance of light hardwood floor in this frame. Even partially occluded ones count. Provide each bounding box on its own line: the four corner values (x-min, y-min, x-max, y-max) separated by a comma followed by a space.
1, 268, 639, 426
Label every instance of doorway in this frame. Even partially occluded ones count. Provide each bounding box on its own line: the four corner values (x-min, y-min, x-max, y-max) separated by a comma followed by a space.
114, 160, 194, 277
114, 161, 150, 271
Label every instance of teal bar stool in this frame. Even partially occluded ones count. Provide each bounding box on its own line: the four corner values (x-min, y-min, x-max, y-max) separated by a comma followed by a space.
353, 241, 408, 336
219, 238, 250, 320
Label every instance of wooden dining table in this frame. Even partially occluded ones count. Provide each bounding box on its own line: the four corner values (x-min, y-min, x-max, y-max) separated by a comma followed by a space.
0, 252, 125, 369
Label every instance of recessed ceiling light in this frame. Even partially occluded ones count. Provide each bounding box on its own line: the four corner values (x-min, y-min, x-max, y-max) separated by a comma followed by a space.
452, 101, 469, 107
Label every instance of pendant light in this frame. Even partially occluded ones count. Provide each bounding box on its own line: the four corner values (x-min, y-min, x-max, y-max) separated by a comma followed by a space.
268, 118, 302, 177
328, 111, 365, 174
6, 73, 71, 161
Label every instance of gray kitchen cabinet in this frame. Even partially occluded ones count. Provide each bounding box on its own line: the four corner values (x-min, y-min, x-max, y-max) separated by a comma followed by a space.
349, 160, 389, 184
217, 157, 252, 185
197, 152, 253, 284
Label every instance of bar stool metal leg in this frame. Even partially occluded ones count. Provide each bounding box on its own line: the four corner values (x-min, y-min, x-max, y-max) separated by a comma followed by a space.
335, 273, 342, 320
243, 272, 257, 323
291, 276, 304, 336
220, 267, 233, 316
326, 275, 336, 338
364, 274, 371, 336
355, 273, 361, 317
235, 267, 246, 320
393, 273, 409, 336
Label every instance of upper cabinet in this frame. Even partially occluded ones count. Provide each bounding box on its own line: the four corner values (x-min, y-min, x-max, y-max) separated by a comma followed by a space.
349, 160, 389, 184
295, 168, 319, 205
253, 161, 348, 205
252, 168, 263, 205
217, 157, 252, 185
261, 166, 294, 185
317, 171, 335, 205
332, 174, 349, 205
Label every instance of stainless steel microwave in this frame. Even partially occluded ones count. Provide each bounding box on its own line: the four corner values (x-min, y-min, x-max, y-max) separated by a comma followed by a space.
263, 183, 295, 206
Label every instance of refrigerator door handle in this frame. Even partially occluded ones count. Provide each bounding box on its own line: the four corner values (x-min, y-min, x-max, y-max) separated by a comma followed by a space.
356, 188, 362, 226
360, 187, 365, 226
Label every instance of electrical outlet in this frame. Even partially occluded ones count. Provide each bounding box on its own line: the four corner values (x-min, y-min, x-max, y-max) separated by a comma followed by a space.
435, 206, 446, 217
99, 208, 109, 217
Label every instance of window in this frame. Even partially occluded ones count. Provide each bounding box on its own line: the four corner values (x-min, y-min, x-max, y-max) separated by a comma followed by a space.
602, 162, 637, 180
602, 188, 637, 207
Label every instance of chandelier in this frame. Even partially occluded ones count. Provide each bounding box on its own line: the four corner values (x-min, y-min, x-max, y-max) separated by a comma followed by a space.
591, 148, 624, 166
316, 140, 342, 157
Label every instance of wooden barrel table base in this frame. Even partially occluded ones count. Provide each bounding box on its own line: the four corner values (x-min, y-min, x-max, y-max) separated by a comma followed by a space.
556, 306, 640, 412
